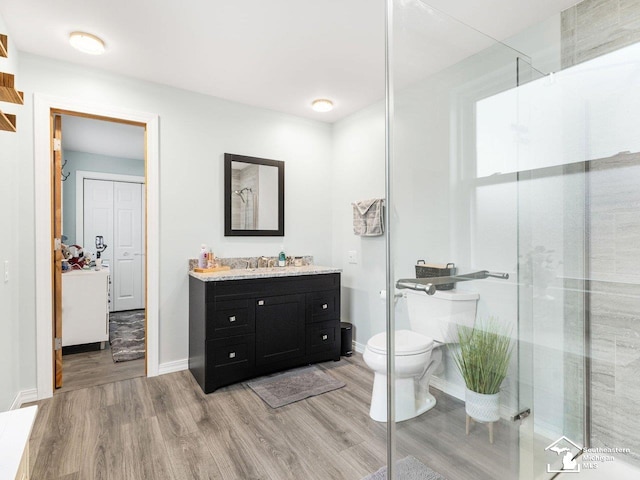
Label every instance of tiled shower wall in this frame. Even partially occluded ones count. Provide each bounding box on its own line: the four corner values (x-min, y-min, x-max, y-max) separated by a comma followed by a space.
562, 0, 640, 460
588, 154, 640, 462
562, 0, 640, 68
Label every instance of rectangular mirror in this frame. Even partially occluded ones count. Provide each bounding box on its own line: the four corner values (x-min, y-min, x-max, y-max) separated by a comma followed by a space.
224, 153, 285, 236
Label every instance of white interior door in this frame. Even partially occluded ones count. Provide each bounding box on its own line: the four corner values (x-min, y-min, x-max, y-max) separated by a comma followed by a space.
113, 182, 143, 311
83, 178, 114, 274
84, 179, 144, 312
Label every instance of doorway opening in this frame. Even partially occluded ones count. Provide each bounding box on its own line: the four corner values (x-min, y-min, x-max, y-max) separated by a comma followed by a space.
54, 113, 147, 393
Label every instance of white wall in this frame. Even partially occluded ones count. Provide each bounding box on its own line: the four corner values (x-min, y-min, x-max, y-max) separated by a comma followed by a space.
15, 53, 333, 391
0, 13, 21, 410
331, 102, 386, 346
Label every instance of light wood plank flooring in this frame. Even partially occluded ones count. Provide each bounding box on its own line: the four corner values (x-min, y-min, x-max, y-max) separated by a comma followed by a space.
26, 354, 520, 480
58, 344, 145, 393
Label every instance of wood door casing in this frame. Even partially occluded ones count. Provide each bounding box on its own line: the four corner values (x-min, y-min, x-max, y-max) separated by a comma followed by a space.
53, 114, 63, 389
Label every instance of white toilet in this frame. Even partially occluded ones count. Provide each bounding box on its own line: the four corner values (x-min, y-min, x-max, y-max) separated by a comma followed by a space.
363, 288, 479, 422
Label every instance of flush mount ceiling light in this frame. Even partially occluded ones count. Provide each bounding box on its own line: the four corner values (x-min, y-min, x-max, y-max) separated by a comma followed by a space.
311, 99, 334, 112
69, 31, 105, 55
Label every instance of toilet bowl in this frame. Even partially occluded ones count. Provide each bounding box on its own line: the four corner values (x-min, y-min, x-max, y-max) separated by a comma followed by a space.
364, 289, 479, 422
363, 329, 441, 422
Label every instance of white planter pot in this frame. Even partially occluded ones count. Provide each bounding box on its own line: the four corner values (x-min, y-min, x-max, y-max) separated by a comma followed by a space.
465, 388, 500, 422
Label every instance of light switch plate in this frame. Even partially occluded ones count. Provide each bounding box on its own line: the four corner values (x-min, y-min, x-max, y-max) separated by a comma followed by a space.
347, 250, 358, 264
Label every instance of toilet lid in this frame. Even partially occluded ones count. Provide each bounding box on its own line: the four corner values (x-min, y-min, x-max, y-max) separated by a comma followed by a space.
367, 330, 434, 356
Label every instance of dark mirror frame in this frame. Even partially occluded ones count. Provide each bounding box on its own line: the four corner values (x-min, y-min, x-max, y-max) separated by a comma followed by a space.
224, 153, 285, 236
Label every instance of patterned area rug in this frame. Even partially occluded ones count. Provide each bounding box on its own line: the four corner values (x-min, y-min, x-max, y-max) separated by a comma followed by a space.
247, 365, 345, 408
361, 456, 448, 480
109, 309, 145, 362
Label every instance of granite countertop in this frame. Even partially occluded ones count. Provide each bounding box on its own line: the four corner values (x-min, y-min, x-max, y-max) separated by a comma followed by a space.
189, 265, 341, 282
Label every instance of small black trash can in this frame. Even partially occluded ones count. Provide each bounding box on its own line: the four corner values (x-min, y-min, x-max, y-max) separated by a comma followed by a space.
340, 322, 353, 357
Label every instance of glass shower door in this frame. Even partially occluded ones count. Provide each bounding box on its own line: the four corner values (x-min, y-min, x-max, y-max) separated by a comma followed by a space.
386, 1, 529, 479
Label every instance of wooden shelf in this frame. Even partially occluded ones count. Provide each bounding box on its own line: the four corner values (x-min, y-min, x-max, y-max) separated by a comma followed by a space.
0, 72, 24, 104
0, 110, 16, 132
0, 34, 7, 58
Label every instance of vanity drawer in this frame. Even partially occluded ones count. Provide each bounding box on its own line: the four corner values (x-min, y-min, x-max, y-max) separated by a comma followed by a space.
306, 289, 339, 323
210, 299, 254, 338
206, 335, 255, 391
306, 320, 339, 355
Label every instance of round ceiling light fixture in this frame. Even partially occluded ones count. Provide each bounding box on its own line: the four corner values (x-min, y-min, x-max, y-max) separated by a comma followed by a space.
69, 31, 106, 55
311, 99, 334, 112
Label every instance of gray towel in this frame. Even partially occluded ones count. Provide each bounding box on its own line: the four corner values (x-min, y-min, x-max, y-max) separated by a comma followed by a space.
352, 198, 384, 236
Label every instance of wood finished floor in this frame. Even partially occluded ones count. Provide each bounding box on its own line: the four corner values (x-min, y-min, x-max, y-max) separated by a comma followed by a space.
58, 344, 145, 393
26, 354, 520, 480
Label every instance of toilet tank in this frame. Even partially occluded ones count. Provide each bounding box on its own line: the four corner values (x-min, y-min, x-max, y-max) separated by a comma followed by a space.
405, 289, 479, 343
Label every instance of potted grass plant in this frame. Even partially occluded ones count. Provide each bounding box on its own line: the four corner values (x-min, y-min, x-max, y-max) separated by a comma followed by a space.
450, 317, 513, 424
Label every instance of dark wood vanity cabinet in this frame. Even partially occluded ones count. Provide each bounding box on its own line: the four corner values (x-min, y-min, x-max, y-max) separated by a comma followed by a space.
189, 272, 341, 393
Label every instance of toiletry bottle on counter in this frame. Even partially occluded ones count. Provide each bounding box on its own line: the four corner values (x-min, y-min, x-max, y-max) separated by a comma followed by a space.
199, 244, 208, 268
278, 247, 286, 267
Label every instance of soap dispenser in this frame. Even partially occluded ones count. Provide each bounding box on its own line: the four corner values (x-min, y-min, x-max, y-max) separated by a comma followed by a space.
278, 246, 286, 267
199, 244, 208, 268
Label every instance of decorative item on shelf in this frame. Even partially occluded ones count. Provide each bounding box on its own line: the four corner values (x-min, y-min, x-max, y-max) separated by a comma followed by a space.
450, 317, 513, 444
0, 34, 7, 58
0, 110, 16, 132
0, 72, 24, 104
0, 35, 19, 133
415, 260, 457, 290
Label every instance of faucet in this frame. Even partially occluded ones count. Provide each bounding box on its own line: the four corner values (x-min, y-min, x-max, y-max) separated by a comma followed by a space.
258, 256, 269, 268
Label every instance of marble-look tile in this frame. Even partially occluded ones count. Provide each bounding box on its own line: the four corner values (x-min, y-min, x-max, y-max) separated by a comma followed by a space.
619, 0, 640, 29
615, 212, 640, 275
562, 0, 640, 66
576, 0, 619, 30
561, 6, 577, 33
589, 212, 616, 276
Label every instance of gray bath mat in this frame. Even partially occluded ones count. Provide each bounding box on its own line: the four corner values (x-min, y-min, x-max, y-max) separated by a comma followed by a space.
246, 365, 345, 408
362, 456, 448, 480
109, 309, 145, 362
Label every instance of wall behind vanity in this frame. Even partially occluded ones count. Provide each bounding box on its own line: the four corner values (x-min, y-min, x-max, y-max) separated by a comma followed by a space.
16, 53, 334, 383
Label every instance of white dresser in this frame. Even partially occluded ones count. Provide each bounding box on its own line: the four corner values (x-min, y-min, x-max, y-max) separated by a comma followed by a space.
62, 268, 110, 347
0, 406, 38, 480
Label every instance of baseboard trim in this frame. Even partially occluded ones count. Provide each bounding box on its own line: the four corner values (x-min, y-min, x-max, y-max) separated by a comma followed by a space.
354, 340, 365, 354
431, 376, 465, 402
158, 358, 189, 375
10, 389, 39, 410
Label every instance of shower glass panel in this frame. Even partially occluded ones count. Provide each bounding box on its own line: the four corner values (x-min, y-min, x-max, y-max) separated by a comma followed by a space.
507, 39, 640, 478
388, 1, 640, 478
386, 1, 527, 478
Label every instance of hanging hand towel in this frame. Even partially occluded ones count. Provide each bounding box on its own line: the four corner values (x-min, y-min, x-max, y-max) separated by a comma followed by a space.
352, 198, 384, 236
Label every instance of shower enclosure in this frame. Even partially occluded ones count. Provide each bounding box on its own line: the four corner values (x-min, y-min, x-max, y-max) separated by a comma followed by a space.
383, 1, 640, 478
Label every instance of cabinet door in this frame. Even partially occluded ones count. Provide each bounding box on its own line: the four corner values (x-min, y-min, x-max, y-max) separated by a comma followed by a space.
255, 294, 306, 366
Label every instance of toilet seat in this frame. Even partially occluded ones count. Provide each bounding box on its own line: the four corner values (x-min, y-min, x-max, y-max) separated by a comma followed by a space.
366, 330, 434, 356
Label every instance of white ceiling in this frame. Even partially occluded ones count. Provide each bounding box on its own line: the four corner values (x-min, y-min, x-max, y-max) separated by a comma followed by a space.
1, 0, 580, 123
61, 114, 145, 160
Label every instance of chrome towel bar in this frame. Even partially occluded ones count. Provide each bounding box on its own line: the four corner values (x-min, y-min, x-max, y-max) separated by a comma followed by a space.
396, 270, 509, 295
